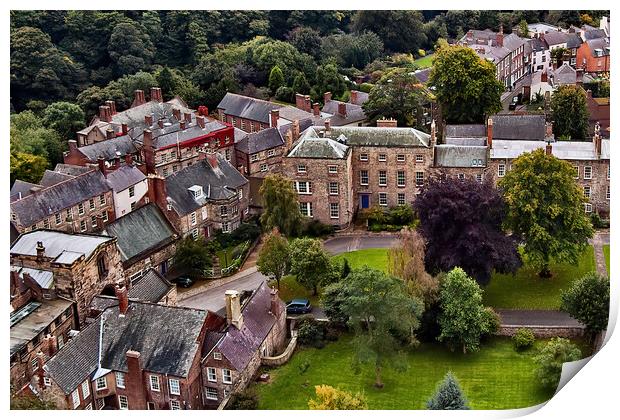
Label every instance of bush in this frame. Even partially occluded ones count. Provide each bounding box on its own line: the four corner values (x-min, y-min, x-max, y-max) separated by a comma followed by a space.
418, 49, 426, 57
513, 328, 536, 351
299, 219, 335, 238
590, 213, 610, 229
227, 389, 259, 410
482, 307, 501, 337
297, 319, 326, 348
275, 86, 295, 103
534, 338, 581, 389
365, 205, 416, 231
359, 82, 374, 93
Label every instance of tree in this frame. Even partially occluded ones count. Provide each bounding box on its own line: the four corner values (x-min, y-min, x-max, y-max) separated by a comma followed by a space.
42, 101, 85, 140
428, 44, 503, 123
259, 174, 302, 237
499, 149, 594, 277
268, 65, 285, 95
351, 11, 427, 53
292, 72, 311, 95
363, 68, 426, 127
289, 238, 332, 295
10, 150, 48, 184
534, 338, 582, 389
550, 85, 590, 140
438, 268, 497, 354
387, 227, 438, 306
561, 272, 610, 335
10, 388, 56, 410
518, 19, 529, 37
172, 236, 214, 277
11, 111, 65, 167
287, 27, 322, 58
320, 32, 384, 69
108, 22, 156, 76
414, 178, 521, 286
308, 385, 368, 410
314, 63, 346, 99
426, 372, 470, 410
256, 229, 290, 289
336, 267, 423, 387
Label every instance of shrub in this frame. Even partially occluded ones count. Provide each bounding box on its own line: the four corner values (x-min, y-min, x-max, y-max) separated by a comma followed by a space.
275, 86, 295, 103
513, 328, 536, 351
418, 49, 426, 57
359, 82, 374, 93
297, 319, 326, 348
590, 212, 610, 229
227, 388, 259, 410
299, 219, 335, 238
482, 307, 501, 337
534, 338, 581, 389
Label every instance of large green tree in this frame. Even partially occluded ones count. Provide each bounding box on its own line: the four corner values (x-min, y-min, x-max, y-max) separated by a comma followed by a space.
426, 372, 470, 410
10, 150, 48, 185
259, 174, 302, 237
363, 68, 426, 128
11, 111, 65, 167
438, 268, 498, 354
108, 22, 156, 76
42, 101, 85, 140
550, 85, 590, 140
268, 65, 285, 95
428, 43, 503, 123
351, 11, 427, 53
534, 338, 582, 389
499, 149, 594, 277
172, 236, 214, 277
334, 267, 423, 387
320, 31, 384, 69
256, 229, 290, 289
289, 238, 332, 295
561, 272, 610, 335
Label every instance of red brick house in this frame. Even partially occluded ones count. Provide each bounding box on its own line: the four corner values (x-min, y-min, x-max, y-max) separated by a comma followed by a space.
576, 37, 610, 74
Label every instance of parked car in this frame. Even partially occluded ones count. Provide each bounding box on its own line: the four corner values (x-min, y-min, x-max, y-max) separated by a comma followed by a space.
509, 96, 519, 110
286, 298, 312, 315
173, 276, 194, 288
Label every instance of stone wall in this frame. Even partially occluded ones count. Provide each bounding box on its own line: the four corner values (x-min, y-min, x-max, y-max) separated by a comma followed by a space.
497, 325, 585, 338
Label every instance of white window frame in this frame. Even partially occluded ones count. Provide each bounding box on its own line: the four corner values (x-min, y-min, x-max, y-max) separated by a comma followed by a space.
207, 367, 217, 382
206, 387, 218, 401
329, 182, 339, 195
378, 154, 387, 162
295, 181, 312, 195
190, 212, 197, 226
378, 170, 387, 187
360, 170, 369, 186
78, 203, 85, 216
607, 185, 610, 200
584, 166, 592, 180
260, 163, 268, 172
573, 165, 579, 179
99, 194, 106, 206
170, 400, 181, 410
379, 193, 388, 207
55, 213, 62, 225
415, 171, 424, 186
584, 203, 593, 213
329, 203, 339, 219
118, 395, 128, 410
82, 380, 90, 398
129, 186, 135, 197
116, 372, 125, 389
221, 222, 230, 233
72, 389, 80, 409
44, 377, 52, 387
222, 368, 233, 384
498, 164, 506, 177
267, 149, 275, 158
213, 352, 222, 360
169, 379, 180, 395
583, 185, 591, 199
397, 193, 406, 206
250, 153, 258, 162
328, 165, 337, 174
299, 202, 313, 218
150, 375, 160, 392
191, 228, 199, 240
397, 154, 405, 162
415, 155, 424, 163
397, 171, 406, 187
84, 403, 92, 410
96, 377, 107, 390
359, 153, 368, 161
297, 164, 307, 173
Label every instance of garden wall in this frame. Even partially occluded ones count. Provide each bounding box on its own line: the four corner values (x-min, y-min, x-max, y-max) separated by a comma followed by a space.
497, 325, 585, 338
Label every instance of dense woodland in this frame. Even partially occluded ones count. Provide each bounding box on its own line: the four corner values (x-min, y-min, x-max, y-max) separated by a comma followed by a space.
9, 10, 605, 183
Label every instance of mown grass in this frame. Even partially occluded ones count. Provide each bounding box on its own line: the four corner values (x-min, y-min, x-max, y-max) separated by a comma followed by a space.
603, 245, 610, 275
253, 335, 565, 410
332, 248, 389, 273
413, 54, 434, 69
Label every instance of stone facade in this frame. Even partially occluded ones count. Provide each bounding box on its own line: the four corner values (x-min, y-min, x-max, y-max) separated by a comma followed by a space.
124, 241, 177, 283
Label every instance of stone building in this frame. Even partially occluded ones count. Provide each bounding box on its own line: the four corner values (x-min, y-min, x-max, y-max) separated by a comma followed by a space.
147, 153, 249, 240
319, 91, 368, 126
10, 268, 77, 395
201, 282, 287, 408
10, 230, 125, 325
103, 203, 178, 282
283, 121, 434, 228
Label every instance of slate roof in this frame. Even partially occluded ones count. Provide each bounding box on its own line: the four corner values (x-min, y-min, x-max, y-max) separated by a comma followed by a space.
216, 283, 284, 371
491, 114, 546, 141
77, 135, 138, 161
287, 128, 350, 159
10, 230, 114, 265
150, 120, 229, 149
103, 204, 176, 265
445, 124, 486, 139
319, 126, 431, 148
444, 137, 486, 146
586, 38, 610, 56
491, 139, 610, 160
11, 266, 54, 289
217, 93, 281, 124
110, 100, 193, 130
349, 90, 369, 105
53, 164, 91, 177
39, 170, 74, 188
584, 29, 607, 40
10, 170, 112, 227
165, 155, 248, 215
278, 106, 323, 125
45, 301, 207, 394
128, 269, 174, 303
10, 180, 41, 202
543, 31, 568, 46
233, 127, 249, 143
105, 164, 146, 193
235, 127, 284, 155
434, 145, 488, 167
551, 63, 577, 86
321, 100, 366, 125
566, 33, 583, 49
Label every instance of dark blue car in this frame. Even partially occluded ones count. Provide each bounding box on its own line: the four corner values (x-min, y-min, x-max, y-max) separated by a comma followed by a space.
286, 298, 312, 315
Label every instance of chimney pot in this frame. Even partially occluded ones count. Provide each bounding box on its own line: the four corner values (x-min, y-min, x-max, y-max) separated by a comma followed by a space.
180, 120, 186, 130
304, 95, 312, 113
197, 116, 206, 129
99, 105, 112, 123
312, 102, 320, 117
105, 100, 117, 115
121, 123, 128, 135
145, 114, 153, 126
106, 128, 115, 139
150, 87, 163, 103
324, 119, 331, 132
323, 92, 332, 103
350, 90, 359, 104
376, 118, 397, 128
143, 129, 155, 174
184, 112, 192, 123
157, 119, 164, 129
270, 109, 280, 128
487, 118, 494, 148
115, 283, 129, 315
36, 241, 45, 258
133, 90, 146, 107
338, 102, 347, 117
172, 108, 181, 121
292, 119, 300, 140
68, 140, 78, 152
295, 93, 305, 110
225, 290, 243, 329
98, 156, 107, 177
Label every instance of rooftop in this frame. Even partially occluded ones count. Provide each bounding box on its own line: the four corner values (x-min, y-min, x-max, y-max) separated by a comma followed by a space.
127, 269, 174, 303
104, 164, 146, 193
434, 145, 488, 168
217, 93, 281, 124
490, 139, 610, 160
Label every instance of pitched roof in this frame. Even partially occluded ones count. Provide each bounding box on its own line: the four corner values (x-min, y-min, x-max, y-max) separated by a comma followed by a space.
103, 204, 176, 265
566, 33, 583, 49
586, 38, 610, 56
551, 63, 577, 86
491, 139, 610, 160
216, 283, 284, 371
349, 90, 369, 105
445, 124, 486, 139
278, 105, 324, 125
235, 127, 284, 155
491, 114, 546, 141
77, 135, 137, 161
321, 100, 366, 125
165, 155, 248, 214
543, 31, 568, 46
39, 170, 74, 187
318, 126, 431, 148
127, 269, 174, 303
53, 164, 91, 177
111, 100, 193, 130
287, 128, 350, 159
104, 164, 146, 193
10, 170, 112, 227
584, 28, 607, 40
11, 266, 54, 289
45, 301, 208, 394
149, 120, 229, 149
434, 145, 488, 167
10, 180, 41, 202
10, 230, 114, 265
217, 93, 281, 124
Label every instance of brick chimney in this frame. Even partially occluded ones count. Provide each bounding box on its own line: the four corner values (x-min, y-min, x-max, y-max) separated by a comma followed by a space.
323, 92, 332, 103
143, 129, 155, 174
121, 123, 128, 135
44, 334, 57, 357
225, 290, 243, 329
545, 141, 553, 155
430, 119, 437, 146
68, 140, 78, 153
180, 120, 187, 130
292, 119, 300, 140
324, 119, 331, 132
115, 282, 129, 315
487, 118, 494, 148
284, 130, 293, 154
172, 108, 181, 121
36, 241, 45, 259
207, 153, 219, 169
133, 90, 146, 107
270, 109, 279, 127
35, 351, 46, 388
304, 95, 312, 113
147, 174, 167, 208
350, 90, 359, 104
105, 100, 117, 115
496, 25, 504, 47
270, 288, 280, 315
184, 112, 192, 123
541, 71, 548, 83
594, 122, 602, 159
126, 350, 147, 410
106, 128, 116, 139
98, 156, 107, 178
150, 87, 163, 103
295, 93, 305, 110
157, 119, 164, 129
99, 105, 112, 123
196, 115, 206, 129
125, 153, 133, 166
338, 102, 347, 117
376, 118, 397, 128
145, 114, 153, 127
312, 103, 320, 117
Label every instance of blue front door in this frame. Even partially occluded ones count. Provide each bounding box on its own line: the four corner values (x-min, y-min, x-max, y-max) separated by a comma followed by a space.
360, 194, 370, 209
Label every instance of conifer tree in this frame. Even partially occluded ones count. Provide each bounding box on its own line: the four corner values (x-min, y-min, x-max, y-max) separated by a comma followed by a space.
427, 372, 470, 410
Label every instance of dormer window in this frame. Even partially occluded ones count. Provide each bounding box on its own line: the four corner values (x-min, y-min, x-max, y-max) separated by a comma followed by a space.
188, 185, 204, 200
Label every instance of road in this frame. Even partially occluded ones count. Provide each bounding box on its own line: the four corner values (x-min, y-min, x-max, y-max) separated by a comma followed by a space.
178, 234, 399, 313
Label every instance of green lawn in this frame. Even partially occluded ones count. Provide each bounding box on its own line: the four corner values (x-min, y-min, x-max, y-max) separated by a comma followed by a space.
603, 245, 610, 275
413, 54, 434, 69
253, 335, 561, 410
483, 246, 596, 310
275, 275, 320, 306
332, 248, 389, 273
